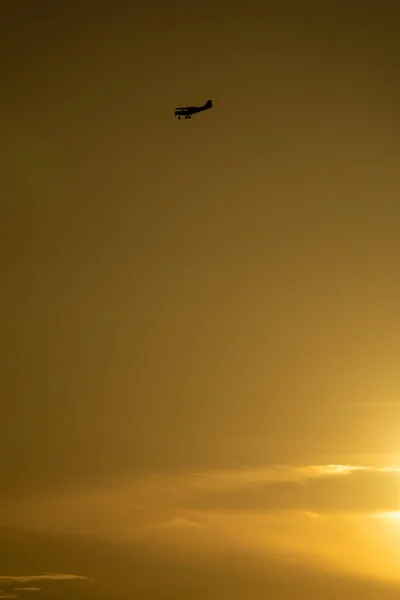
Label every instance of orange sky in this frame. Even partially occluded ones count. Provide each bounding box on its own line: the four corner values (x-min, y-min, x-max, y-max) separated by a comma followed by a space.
1, 1, 400, 599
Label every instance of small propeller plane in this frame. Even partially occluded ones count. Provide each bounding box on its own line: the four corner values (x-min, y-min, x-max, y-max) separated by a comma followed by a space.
174, 99, 212, 120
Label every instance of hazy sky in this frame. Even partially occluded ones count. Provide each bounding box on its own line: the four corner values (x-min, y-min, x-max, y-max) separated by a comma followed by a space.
2, 1, 400, 598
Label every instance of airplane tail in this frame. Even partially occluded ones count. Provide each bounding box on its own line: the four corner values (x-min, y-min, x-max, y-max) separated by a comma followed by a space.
205, 99, 212, 108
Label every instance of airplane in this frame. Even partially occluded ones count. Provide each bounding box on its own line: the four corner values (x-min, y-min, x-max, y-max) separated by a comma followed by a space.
174, 99, 212, 120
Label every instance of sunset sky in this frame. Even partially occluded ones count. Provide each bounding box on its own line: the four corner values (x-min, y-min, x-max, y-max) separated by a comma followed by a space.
2, 1, 400, 598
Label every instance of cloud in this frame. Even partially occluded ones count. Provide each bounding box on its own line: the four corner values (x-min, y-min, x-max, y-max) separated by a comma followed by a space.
0, 595, 18, 599
2, 520, 400, 598
185, 465, 400, 515
0, 576, 92, 592
12, 589, 41, 593
3, 463, 399, 540
152, 517, 204, 529
0, 576, 90, 584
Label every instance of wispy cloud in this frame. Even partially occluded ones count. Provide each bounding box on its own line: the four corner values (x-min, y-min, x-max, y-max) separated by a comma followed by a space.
2, 463, 399, 543
186, 465, 400, 515
176, 463, 400, 489
0, 576, 92, 590
298, 463, 400, 478
152, 517, 204, 529
12, 589, 41, 593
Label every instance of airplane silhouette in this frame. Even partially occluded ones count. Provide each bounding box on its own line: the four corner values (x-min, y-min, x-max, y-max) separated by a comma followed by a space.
174, 99, 212, 120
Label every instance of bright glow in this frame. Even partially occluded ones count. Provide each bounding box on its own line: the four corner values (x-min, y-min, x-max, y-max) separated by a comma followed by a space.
375, 511, 400, 521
